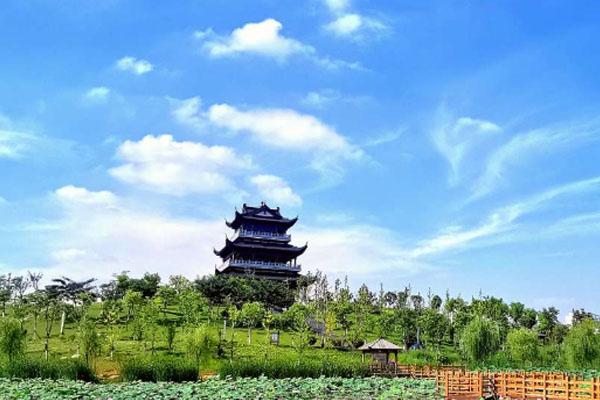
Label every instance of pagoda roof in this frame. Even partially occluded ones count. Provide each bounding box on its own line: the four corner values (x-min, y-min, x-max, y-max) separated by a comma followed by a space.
358, 338, 402, 352
214, 237, 307, 259
226, 202, 298, 229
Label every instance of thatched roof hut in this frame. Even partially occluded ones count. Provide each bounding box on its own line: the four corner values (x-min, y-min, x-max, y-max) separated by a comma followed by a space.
358, 338, 402, 364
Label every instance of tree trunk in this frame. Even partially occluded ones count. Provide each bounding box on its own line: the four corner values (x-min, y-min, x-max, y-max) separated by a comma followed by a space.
60, 310, 66, 335
33, 314, 39, 338
44, 337, 49, 361
247, 327, 252, 344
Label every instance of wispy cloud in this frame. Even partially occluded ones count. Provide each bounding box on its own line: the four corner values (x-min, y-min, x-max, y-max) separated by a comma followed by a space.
471, 120, 600, 199
300, 89, 371, 109
410, 176, 600, 257
432, 113, 501, 185
84, 86, 110, 102
115, 56, 153, 75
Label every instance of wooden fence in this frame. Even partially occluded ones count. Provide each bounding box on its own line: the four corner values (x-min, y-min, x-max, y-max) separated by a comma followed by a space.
439, 370, 600, 400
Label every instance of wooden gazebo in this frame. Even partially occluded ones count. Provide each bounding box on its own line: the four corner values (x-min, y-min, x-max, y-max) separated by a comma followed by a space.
358, 338, 402, 372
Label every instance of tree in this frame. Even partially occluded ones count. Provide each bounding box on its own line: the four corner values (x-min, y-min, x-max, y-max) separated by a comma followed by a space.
430, 295, 443, 311
0, 274, 13, 317
240, 302, 265, 344
179, 289, 208, 326
185, 325, 215, 367
46, 277, 96, 335
506, 328, 540, 366
78, 317, 102, 366
0, 318, 26, 361
538, 307, 561, 343
418, 309, 450, 347
39, 287, 61, 360
394, 307, 417, 350
460, 316, 501, 363
562, 319, 600, 369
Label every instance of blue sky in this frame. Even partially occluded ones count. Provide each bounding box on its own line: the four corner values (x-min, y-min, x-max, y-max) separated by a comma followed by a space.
1, 0, 600, 318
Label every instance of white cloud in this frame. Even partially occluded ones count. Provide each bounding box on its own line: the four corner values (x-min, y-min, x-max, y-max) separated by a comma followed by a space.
171, 98, 364, 184
250, 174, 302, 207
324, 0, 350, 13
207, 104, 358, 155
200, 19, 312, 61
55, 185, 118, 208
115, 56, 153, 75
196, 19, 362, 70
432, 115, 501, 185
296, 224, 428, 277
321, 0, 389, 40
84, 86, 110, 102
0, 196, 7, 205
109, 134, 253, 196
170, 97, 205, 131
207, 103, 364, 183
41, 187, 226, 281
0, 130, 35, 159
51, 248, 88, 263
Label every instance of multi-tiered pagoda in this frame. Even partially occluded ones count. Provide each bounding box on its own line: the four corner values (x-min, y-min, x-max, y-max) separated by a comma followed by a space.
214, 202, 306, 282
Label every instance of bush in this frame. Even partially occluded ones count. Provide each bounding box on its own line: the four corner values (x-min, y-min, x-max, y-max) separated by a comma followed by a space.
506, 328, 540, 366
121, 355, 198, 382
0, 318, 27, 361
185, 325, 215, 366
562, 320, 600, 369
219, 356, 368, 378
0, 357, 96, 381
78, 319, 102, 366
460, 316, 501, 364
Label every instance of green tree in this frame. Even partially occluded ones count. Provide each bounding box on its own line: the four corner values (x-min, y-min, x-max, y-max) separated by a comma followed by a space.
460, 316, 501, 363
418, 309, 450, 347
0, 318, 26, 361
240, 302, 265, 344
506, 328, 540, 366
185, 325, 215, 367
78, 317, 102, 366
562, 319, 600, 369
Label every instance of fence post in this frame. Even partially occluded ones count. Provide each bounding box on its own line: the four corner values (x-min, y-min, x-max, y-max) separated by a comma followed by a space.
543, 372, 547, 400
444, 372, 449, 399
566, 374, 570, 400
479, 372, 484, 398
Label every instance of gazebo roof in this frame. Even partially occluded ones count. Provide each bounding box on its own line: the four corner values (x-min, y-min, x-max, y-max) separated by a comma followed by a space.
358, 338, 402, 352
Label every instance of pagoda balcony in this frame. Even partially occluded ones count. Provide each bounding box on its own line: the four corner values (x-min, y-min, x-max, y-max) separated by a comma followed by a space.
217, 258, 301, 273
232, 229, 291, 242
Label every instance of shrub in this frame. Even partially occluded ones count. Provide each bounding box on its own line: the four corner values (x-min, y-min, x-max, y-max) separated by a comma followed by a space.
165, 323, 177, 352
219, 356, 368, 378
121, 355, 198, 382
185, 325, 215, 366
562, 319, 600, 369
78, 319, 102, 366
460, 316, 501, 363
0, 318, 27, 361
0, 357, 96, 381
506, 328, 540, 366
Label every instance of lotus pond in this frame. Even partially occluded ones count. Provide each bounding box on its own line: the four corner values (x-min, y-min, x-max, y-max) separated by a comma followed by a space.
0, 376, 437, 399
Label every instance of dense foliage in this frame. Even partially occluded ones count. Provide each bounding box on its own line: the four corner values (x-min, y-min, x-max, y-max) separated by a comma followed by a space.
0, 269, 597, 384
0, 377, 437, 400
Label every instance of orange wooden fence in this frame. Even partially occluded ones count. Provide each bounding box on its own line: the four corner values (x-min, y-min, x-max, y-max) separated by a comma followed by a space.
438, 370, 600, 400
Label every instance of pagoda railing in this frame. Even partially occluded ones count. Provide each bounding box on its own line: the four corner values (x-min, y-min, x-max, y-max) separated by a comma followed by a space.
217, 259, 301, 272
232, 229, 291, 241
